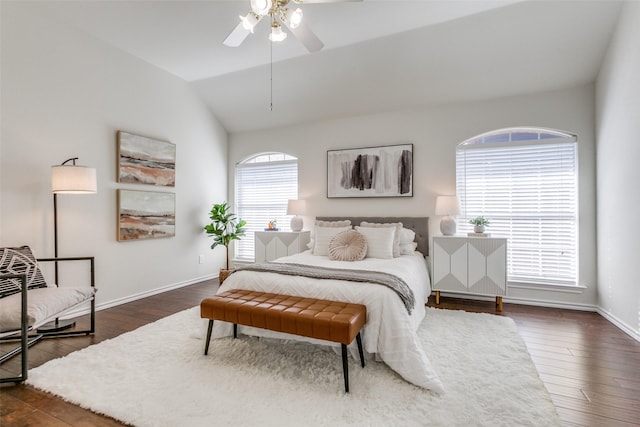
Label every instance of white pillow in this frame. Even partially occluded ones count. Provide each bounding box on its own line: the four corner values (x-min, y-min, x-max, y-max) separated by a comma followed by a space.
309, 220, 351, 251
399, 227, 416, 245
314, 220, 351, 228
359, 221, 402, 257
355, 226, 396, 259
399, 242, 418, 255
313, 226, 352, 256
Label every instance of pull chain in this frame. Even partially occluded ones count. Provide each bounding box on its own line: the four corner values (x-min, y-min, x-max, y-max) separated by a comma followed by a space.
270, 18, 273, 111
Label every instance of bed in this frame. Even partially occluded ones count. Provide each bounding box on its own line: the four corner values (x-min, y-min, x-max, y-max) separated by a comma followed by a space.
209, 216, 444, 393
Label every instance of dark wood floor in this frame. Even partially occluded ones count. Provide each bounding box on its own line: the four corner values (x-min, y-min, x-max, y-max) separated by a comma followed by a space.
2, 281, 639, 426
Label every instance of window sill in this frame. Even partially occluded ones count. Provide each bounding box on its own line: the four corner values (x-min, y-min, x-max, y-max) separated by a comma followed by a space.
231, 259, 254, 268
508, 281, 586, 294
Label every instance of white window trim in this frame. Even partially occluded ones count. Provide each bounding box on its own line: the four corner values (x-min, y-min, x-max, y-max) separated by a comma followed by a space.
508, 280, 586, 294
234, 153, 298, 262
456, 127, 578, 287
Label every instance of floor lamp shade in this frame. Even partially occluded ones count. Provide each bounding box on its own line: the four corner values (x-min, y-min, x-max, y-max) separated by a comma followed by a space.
51, 165, 97, 194
287, 199, 306, 232
435, 195, 461, 236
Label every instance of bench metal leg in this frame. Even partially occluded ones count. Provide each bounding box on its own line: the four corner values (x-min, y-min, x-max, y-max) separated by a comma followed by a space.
356, 332, 365, 368
341, 343, 349, 393
233, 324, 238, 339
204, 320, 213, 355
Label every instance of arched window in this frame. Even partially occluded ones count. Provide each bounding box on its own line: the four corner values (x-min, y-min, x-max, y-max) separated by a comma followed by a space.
456, 127, 578, 286
234, 152, 298, 261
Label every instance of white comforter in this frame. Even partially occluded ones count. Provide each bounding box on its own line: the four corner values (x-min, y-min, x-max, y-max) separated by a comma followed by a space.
211, 251, 444, 393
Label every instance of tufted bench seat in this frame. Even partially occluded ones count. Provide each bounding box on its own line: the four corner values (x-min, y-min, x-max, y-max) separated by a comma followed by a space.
200, 289, 367, 392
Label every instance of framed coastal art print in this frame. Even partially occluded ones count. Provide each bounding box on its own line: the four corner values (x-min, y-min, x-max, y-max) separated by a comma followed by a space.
117, 190, 175, 241
327, 143, 413, 198
117, 131, 176, 187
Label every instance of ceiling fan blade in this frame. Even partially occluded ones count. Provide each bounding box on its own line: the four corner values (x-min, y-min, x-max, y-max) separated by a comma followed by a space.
286, 20, 324, 52
223, 22, 251, 47
223, 14, 264, 47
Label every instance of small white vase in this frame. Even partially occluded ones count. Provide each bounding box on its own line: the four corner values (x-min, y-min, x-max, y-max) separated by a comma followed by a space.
474, 225, 485, 233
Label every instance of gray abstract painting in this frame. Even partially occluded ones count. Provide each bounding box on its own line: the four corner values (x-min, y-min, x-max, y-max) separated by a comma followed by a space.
327, 144, 413, 198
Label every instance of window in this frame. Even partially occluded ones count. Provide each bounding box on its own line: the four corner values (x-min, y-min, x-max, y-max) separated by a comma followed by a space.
235, 152, 298, 261
456, 128, 578, 286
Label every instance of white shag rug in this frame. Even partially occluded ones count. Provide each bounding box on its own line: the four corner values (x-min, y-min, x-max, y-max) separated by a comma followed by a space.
27, 307, 559, 427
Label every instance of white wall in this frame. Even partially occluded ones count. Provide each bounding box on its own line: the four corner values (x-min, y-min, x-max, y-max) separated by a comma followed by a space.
229, 85, 598, 308
595, 1, 640, 338
1, 4, 228, 307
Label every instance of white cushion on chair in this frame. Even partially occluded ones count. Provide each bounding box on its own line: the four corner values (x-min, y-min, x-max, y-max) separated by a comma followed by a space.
0, 286, 95, 334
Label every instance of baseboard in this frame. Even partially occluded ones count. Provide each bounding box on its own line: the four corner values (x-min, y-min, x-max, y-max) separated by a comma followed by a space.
98, 273, 218, 311
435, 292, 640, 342
435, 292, 598, 312
58, 273, 218, 319
596, 308, 640, 342
503, 295, 598, 312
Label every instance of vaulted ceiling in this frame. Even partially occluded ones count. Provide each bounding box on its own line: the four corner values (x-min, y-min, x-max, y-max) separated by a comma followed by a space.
13, 0, 622, 133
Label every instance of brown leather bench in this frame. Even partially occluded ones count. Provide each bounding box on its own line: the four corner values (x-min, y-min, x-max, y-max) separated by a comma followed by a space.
200, 289, 366, 393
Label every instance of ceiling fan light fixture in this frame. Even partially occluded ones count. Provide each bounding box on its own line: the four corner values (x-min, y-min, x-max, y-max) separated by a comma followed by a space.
250, 0, 273, 16
269, 22, 287, 42
288, 8, 303, 29
240, 12, 259, 32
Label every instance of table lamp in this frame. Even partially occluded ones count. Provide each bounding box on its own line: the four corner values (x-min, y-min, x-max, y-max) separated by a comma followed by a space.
287, 199, 306, 232
435, 195, 460, 236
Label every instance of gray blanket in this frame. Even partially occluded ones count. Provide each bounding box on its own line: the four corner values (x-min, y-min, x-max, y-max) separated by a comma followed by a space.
231, 262, 415, 314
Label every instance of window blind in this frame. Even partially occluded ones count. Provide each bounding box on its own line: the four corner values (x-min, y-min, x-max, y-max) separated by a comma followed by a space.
456, 133, 578, 286
235, 158, 298, 261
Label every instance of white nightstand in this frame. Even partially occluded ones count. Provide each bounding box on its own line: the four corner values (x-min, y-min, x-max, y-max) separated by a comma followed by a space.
432, 236, 507, 310
254, 231, 311, 263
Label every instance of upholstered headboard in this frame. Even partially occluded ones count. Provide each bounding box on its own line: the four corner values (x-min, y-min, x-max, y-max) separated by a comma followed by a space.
315, 217, 430, 256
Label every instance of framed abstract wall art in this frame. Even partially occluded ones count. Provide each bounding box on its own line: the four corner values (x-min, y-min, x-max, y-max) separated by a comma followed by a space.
117, 131, 176, 187
327, 143, 413, 198
117, 190, 175, 241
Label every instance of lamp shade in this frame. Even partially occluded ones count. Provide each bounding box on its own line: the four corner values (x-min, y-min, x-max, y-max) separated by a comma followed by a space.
435, 195, 460, 216
269, 23, 287, 42
287, 199, 306, 215
250, 0, 272, 16
287, 8, 303, 29
51, 165, 97, 194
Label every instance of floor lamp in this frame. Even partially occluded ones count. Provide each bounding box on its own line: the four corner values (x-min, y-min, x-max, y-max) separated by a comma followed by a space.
39, 157, 97, 332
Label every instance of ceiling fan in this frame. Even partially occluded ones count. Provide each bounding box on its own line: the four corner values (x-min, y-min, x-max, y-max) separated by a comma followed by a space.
224, 0, 361, 53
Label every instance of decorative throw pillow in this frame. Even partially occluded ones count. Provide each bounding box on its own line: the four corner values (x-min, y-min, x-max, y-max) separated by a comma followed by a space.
0, 246, 48, 298
309, 220, 351, 252
359, 221, 403, 257
399, 227, 416, 245
354, 226, 396, 259
312, 226, 353, 256
328, 230, 368, 262
399, 242, 418, 255
315, 220, 351, 228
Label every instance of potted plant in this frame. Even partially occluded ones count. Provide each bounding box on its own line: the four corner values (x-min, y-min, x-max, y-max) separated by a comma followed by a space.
469, 216, 490, 233
204, 202, 246, 283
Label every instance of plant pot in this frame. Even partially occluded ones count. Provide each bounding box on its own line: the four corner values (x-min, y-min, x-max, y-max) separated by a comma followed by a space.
474, 225, 485, 233
219, 269, 233, 284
